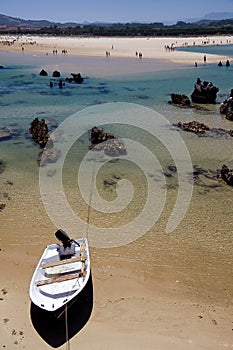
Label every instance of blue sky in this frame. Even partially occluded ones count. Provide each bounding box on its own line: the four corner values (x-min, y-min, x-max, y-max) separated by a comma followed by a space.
1, 0, 233, 23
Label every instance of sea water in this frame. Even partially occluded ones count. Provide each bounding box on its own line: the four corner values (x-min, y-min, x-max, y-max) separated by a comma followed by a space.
0, 50, 232, 300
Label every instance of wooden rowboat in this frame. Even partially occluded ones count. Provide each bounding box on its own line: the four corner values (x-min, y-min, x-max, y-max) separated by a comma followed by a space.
29, 230, 90, 312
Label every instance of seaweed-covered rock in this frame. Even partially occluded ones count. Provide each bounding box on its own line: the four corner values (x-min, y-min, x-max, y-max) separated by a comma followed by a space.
89, 126, 126, 156
191, 78, 219, 104
89, 126, 115, 145
29, 118, 49, 148
221, 164, 233, 186
170, 94, 191, 107
177, 121, 209, 134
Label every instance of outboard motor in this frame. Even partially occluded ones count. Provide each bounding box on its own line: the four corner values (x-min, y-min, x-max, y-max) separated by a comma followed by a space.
55, 229, 72, 248
55, 229, 77, 260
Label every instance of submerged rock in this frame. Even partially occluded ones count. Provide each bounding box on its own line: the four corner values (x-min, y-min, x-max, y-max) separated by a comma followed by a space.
177, 121, 209, 134
0, 129, 12, 141
104, 138, 127, 156
0, 160, 5, 174
221, 164, 233, 186
38, 148, 61, 167
0, 203, 6, 211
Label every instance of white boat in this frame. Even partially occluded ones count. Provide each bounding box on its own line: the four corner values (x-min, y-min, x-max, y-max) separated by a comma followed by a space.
29, 229, 90, 312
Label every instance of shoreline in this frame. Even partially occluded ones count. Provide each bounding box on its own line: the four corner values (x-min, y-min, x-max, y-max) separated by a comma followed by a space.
0, 34, 233, 65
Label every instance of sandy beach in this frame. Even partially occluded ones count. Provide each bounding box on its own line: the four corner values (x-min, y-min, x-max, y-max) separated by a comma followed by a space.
0, 34, 233, 350
0, 34, 233, 65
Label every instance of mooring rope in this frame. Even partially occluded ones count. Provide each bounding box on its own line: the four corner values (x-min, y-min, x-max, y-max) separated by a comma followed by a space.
85, 164, 96, 240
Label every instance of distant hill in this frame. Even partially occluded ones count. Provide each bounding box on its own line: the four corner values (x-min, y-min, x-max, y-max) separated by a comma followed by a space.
1, 13, 233, 36
182, 12, 233, 23
0, 13, 79, 30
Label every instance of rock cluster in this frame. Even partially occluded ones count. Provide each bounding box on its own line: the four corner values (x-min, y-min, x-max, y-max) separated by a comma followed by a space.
89, 126, 115, 145
29, 118, 60, 166
89, 126, 126, 156
66, 73, 84, 83
170, 94, 191, 107
219, 89, 233, 121
177, 121, 209, 134
191, 78, 219, 104
221, 164, 233, 186
104, 138, 127, 156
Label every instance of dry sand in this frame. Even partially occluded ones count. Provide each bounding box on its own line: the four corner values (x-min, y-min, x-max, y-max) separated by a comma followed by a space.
0, 35, 233, 349
0, 34, 233, 65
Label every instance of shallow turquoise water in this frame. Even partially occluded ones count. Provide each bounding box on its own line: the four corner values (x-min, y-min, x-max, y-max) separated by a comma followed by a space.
0, 50, 233, 257
176, 43, 233, 57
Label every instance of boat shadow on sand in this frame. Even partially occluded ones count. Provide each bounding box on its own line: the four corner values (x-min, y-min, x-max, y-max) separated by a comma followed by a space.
30, 273, 93, 348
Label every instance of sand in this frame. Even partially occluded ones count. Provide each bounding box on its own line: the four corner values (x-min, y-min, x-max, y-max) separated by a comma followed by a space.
0, 34, 233, 65
0, 35, 233, 349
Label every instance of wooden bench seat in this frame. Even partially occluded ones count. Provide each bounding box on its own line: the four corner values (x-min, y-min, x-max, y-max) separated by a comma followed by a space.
42, 255, 87, 269
36, 271, 87, 287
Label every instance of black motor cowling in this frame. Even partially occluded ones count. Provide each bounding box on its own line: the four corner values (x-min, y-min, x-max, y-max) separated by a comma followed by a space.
55, 229, 72, 248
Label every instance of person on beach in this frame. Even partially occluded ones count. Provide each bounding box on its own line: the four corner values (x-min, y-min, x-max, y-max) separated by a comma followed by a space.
204, 55, 206, 63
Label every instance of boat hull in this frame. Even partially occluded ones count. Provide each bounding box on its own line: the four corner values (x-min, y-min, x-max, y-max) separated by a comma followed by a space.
29, 238, 90, 312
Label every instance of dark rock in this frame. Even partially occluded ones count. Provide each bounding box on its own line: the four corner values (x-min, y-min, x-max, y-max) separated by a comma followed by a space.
191, 78, 219, 104
177, 121, 209, 134
0, 160, 5, 174
220, 90, 233, 120
221, 164, 233, 186
0, 203, 6, 211
29, 118, 50, 148
0, 66, 4, 69
89, 126, 126, 156
66, 73, 84, 83
52, 70, 61, 77
89, 126, 115, 145
103, 179, 117, 189
39, 69, 48, 76
170, 94, 191, 107
226, 110, 233, 121
168, 165, 177, 173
